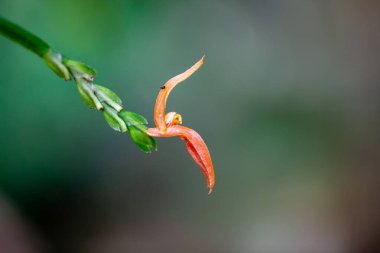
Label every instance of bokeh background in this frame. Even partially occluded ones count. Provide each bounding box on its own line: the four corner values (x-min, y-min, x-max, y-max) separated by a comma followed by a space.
1, 0, 380, 252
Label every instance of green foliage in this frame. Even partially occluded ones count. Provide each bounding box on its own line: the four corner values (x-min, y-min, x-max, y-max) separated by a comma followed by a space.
0, 16, 157, 154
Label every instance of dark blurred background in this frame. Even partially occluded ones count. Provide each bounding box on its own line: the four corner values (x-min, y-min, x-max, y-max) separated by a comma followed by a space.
1, 0, 380, 252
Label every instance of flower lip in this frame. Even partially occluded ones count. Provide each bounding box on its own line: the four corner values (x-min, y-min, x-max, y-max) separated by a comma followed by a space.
165, 112, 182, 127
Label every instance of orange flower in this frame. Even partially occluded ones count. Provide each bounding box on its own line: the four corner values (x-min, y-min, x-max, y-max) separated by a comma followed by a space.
147, 56, 215, 193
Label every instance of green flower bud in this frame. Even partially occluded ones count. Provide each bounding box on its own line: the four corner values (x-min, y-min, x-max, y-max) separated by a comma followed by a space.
118, 110, 148, 126
94, 84, 123, 112
76, 80, 103, 110
43, 50, 71, 80
63, 57, 96, 79
102, 103, 127, 132
127, 124, 157, 153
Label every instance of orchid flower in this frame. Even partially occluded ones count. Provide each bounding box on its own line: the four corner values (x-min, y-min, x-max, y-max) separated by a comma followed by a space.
147, 56, 215, 194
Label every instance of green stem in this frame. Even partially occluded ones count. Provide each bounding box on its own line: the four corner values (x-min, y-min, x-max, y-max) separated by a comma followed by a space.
0, 16, 71, 80
0, 16, 50, 57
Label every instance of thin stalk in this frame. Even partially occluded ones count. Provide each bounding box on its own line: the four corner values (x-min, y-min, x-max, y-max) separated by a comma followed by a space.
0, 16, 50, 57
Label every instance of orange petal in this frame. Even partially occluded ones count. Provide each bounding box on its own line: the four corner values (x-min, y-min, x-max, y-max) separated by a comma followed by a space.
185, 141, 214, 194
147, 125, 215, 193
154, 56, 205, 132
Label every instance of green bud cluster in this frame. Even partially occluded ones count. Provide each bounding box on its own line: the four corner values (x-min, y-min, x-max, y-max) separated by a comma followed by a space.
62, 55, 157, 153
0, 16, 157, 153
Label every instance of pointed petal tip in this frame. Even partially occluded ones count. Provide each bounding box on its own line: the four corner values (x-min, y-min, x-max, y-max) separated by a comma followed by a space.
208, 184, 214, 195
197, 55, 205, 67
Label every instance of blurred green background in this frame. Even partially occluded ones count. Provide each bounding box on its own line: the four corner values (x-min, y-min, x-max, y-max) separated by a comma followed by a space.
1, 0, 380, 253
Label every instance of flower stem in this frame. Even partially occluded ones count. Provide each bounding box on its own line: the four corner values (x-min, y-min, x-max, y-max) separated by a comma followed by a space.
0, 16, 50, 57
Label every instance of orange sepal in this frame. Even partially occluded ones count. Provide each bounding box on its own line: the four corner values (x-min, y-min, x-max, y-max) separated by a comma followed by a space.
154, 56, 205, 132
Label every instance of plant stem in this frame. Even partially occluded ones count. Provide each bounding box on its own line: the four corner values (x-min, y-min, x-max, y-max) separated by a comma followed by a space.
0, 16, 50, 57
0, 16, 71, 80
